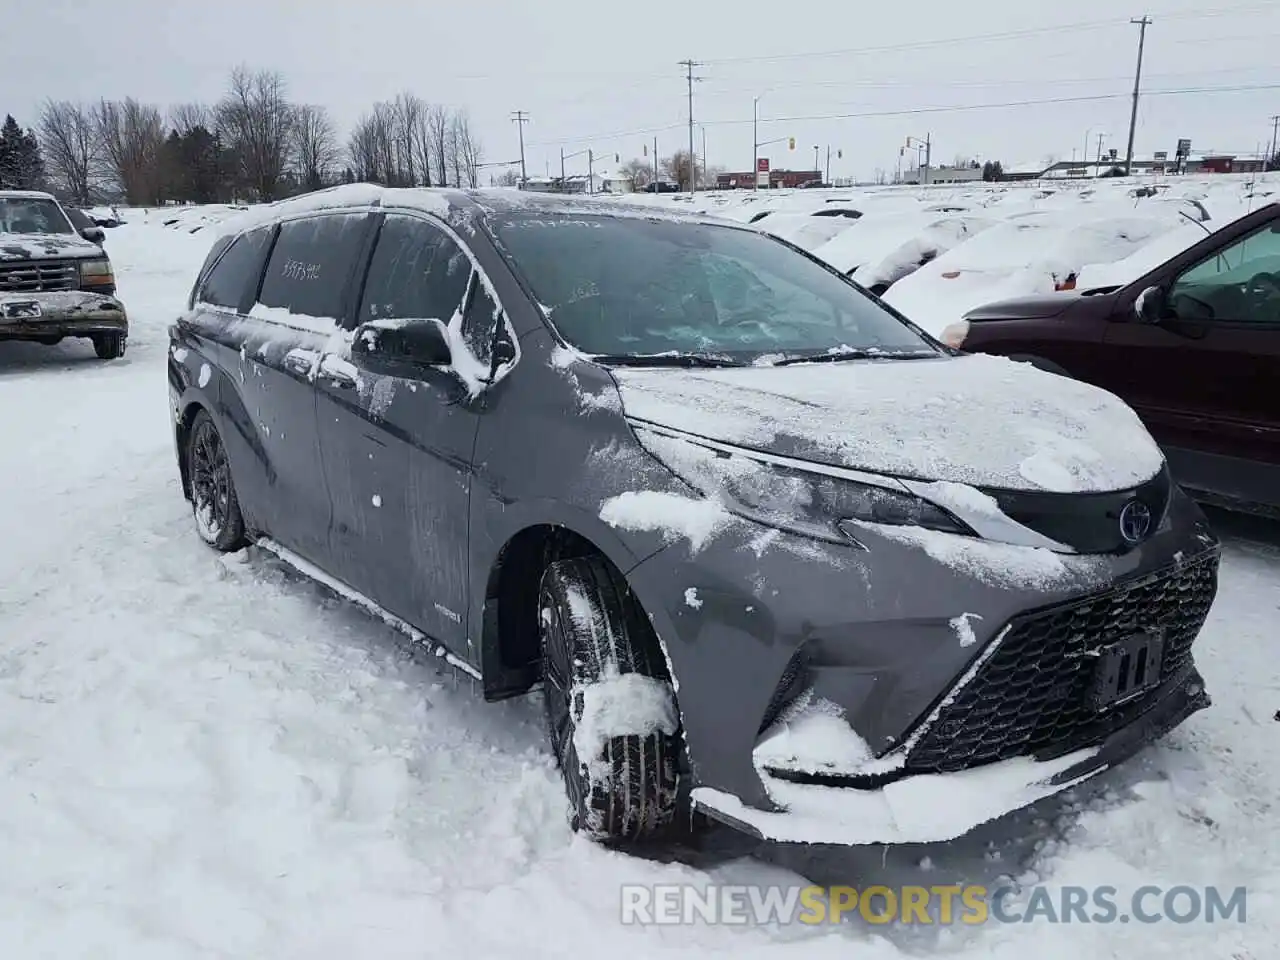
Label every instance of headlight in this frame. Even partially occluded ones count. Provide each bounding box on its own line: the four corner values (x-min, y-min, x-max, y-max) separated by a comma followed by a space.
939, 319, 968, 348
638, 429, 972, 546
79, 259, 115, 288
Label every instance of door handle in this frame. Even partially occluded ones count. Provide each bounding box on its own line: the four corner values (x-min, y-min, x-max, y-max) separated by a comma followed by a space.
283, 349, 318, 377
317, 357, 358, 389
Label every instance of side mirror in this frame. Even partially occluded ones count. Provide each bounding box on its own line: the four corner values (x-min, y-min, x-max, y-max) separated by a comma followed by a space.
1134, 285, 1165, 323
80, 226, 106, 244
351, 318, 452, 378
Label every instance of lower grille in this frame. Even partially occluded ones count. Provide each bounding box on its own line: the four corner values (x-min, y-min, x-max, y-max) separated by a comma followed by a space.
904, 552, 1219, 774
0, 260, 79, 293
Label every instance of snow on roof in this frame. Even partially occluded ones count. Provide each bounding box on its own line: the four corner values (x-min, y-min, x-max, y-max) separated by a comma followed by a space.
0, 189, 57, 200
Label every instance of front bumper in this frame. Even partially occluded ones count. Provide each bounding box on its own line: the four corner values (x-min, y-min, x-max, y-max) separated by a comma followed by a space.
0, 291, 128, 341
622, 485, 1220, 845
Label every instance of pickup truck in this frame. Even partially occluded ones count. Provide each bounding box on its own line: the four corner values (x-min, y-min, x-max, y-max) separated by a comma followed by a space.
0, 190, 128, 359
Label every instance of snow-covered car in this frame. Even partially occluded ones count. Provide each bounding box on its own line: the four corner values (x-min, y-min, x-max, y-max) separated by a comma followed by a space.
169, 185, 1220, 848
0, 190, 128, 359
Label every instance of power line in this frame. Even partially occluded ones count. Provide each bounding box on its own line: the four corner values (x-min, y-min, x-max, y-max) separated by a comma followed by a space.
699, 2, 1271, 66
519, 81, 1280, 152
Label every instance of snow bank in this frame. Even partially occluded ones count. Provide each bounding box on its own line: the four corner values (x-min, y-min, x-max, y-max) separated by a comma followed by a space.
573, 668, 678, 778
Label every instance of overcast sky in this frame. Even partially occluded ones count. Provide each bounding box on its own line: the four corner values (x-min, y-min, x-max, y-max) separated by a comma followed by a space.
5, 0, 1278, 182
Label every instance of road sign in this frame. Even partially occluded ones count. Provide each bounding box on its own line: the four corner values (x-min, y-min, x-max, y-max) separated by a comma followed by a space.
757, 158, 770, 172
1176, 138, 1192, 158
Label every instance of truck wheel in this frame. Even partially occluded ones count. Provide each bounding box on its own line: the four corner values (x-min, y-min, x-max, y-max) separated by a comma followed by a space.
92, 333, 126, 360
186, 410, 247, 552
539, 555, 682, 844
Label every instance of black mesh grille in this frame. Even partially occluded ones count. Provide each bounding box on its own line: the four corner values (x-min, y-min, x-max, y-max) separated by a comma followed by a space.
759, 650, 808, 734
904, 552, 1219, 774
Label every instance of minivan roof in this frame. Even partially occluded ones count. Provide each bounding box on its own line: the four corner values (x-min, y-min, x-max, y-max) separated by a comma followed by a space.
213, 183, 737, 238
0, 189, 58, 201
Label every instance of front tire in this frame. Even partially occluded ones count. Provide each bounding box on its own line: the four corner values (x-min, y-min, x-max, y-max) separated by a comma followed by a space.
539, 556, 682, 844
186, 410, 247, 552
92, 332, 126, 359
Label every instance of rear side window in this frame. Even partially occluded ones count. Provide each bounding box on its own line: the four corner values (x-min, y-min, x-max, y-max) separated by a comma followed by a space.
199, 227, 272, 310
257, 213, 370, 325
358, 214, 472, 325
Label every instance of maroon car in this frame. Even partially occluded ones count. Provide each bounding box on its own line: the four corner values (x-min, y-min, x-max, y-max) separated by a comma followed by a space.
943, 202, 1280, 517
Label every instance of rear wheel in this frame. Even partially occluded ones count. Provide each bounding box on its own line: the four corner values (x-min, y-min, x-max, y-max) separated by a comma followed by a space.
186, 410, 246, 552
92, 332, 126, 360
539, 555, 682, 844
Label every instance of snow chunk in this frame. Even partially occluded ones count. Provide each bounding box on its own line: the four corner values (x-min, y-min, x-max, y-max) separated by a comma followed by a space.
599, 490, 731, 552
371, 495, 382, 508
573, 669, 678, 777
755, 693, 873, 775
170, 346, 188, 363
950, 612, 983, 647
248, 301, 337, 335
855, 521, 1107, 590
683, 587, 702, 609
197, 363, 211, 388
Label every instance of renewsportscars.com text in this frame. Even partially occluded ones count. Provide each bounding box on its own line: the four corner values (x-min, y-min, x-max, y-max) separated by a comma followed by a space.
620, 884, 1247, 926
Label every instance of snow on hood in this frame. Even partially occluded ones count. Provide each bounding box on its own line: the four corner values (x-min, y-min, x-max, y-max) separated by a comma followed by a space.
613, 353, 1164, 494
0, 232, 100, 261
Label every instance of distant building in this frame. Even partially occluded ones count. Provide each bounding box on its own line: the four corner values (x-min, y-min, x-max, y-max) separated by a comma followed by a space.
714, 169, 822, 190
899, 164, 983, 185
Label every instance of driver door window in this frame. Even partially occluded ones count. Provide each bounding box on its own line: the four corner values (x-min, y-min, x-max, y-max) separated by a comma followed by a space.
1169, 223, 1280, 324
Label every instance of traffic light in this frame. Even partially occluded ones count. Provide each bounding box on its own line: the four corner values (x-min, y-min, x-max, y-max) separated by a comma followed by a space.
615, 153, 620, 163
643, 143, 648, 156
788, 137, 795, 150
837, 149, 843, 159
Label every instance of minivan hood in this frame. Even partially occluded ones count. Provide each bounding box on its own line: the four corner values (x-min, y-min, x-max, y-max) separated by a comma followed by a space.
613, 353, 1164, 494
0, 232, 100, 262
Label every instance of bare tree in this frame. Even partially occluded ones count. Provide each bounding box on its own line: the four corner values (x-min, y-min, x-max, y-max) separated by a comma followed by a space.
291, 104, 339, 192
216, 66, 294, 201
661, 150, 694, 191
38, 101, 103, 204
449, 109, 482, 188
426, 105, 451, 186
494, 167, 521, 187
620, 157, 652, 188
391, 92, 433, 187
346, 101, 398, 184
95, 98, 166, 205
170, 102, 211, 137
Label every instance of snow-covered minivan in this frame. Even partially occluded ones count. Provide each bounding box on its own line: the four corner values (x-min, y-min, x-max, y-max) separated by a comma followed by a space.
168, 185, 1220, 847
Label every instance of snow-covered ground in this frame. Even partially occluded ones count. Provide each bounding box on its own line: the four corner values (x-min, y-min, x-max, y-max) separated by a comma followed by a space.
0, 200, 1277, 958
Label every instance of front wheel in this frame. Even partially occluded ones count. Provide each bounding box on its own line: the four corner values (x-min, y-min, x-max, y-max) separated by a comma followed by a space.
539, 555, 683, 844
92, 332, 126, 360
186, 410, 247, 552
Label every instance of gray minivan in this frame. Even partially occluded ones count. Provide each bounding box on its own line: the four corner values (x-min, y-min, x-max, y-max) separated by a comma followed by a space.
168, 185, 1219, 848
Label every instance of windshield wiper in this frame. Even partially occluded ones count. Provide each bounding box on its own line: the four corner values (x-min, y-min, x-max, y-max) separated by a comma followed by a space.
771, 348, 937, 367
593, 353, 747, 368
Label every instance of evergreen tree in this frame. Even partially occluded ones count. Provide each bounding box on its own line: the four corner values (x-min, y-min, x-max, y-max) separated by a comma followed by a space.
0, 114, 47, 189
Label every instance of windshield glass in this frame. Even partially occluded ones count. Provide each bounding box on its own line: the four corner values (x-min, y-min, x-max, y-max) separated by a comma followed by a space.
0, 197, 75, 235
491, 213, 937, 362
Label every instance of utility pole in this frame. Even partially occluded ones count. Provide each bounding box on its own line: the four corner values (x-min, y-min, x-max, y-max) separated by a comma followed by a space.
1125, 16, 1152, 176
826, 145, 831, 184
1097, 132, 1106, 167
559, 148, 565, 188
588, 149, 594, 195
511, 111, 530, 187
1269, 115, 1280, 171
680, 59, 703, 193
653, 136, 658, 188
753, 97, 760, 192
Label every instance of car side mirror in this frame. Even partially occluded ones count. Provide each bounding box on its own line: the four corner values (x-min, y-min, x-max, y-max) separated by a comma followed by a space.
351, 318, 452, 378
80, 226, 106, 244
1134, 285, 1166, 323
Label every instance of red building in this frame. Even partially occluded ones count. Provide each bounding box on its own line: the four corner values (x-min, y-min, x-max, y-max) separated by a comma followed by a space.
715, 169, 822, 190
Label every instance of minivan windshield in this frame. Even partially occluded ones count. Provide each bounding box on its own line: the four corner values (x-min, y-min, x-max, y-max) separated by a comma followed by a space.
0, 197, 75, 236
491, 213, 939, 363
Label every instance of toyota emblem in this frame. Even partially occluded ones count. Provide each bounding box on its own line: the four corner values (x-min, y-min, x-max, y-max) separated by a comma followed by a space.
1119, 500, 1153, 544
